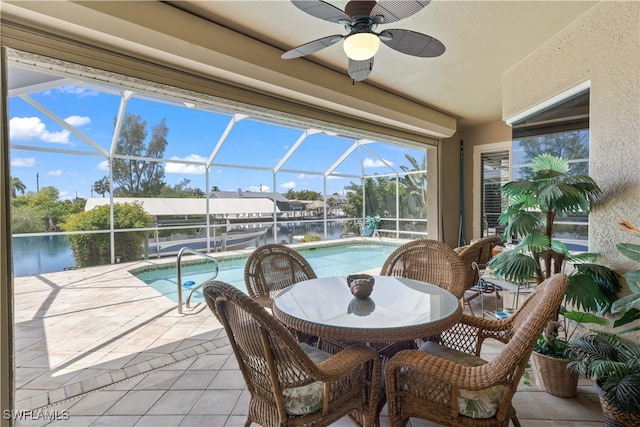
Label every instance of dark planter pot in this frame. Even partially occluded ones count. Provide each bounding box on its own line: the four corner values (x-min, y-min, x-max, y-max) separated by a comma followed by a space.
530, 351, 578, 397
594, 379, 640, 427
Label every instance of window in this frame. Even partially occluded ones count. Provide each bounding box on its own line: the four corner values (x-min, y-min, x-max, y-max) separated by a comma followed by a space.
473, 90, 591, 248
473, 142, 510, 238
511, 91, 590, 251
480, 149, 510, 237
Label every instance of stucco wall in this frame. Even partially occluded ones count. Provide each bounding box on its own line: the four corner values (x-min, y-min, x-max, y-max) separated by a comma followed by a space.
503, 1, 640, 270
461, 121, 512, 243
439, 136, 462, 248
440, 121, 512, 248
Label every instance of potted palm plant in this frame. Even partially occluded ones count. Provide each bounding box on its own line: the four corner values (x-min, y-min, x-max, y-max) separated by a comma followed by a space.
566, 332, 640, 426
487, 154, 620, 314
563, 219, 640, 425
534, 220, 639, 407
486, 154, 624, 396
530, 309, 607, 397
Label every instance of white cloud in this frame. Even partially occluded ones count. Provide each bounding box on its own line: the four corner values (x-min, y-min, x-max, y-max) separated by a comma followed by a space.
296, 173, 321, 180
363, 157, 393, 168
97, 160, 109, 171
11, 157, 35, 167
280, 181, 296, 189
49, 86, 99, 97
247, 185, 270, 192
10, 117, 70, 143
64, 115, 91, 127
48, 170, 62, 176
165, 155, 207, 174
58, 191, 73, 201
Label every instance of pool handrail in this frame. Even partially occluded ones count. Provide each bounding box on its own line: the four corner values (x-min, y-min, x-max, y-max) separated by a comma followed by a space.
176, 247, 220, 315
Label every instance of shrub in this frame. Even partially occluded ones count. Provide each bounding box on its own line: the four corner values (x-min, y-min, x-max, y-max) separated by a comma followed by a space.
300, 234, 321, 243
61, 202, 152, 267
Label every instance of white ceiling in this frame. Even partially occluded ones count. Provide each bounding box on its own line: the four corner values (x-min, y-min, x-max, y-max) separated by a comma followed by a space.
3, 1, 598, 131
166, 1, 598, 127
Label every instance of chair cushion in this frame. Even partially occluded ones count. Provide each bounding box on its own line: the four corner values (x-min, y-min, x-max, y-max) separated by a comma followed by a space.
282, 343, 331, 416
419, 341, 506, 419
454, 245, 469, 254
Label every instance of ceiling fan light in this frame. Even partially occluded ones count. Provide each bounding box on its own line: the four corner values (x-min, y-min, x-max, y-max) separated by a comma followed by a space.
343, 33, 380, 60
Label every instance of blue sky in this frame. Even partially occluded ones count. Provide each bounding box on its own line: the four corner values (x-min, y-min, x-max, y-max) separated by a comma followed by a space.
9, 81, 426, 200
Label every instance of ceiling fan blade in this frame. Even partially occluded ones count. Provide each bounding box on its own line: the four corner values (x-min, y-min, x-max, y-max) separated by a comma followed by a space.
282, 35, 344, 59
291, 0, 351, 24
381, 29, 445, 57
370, 0, 430, 24
348, 57, 374, 82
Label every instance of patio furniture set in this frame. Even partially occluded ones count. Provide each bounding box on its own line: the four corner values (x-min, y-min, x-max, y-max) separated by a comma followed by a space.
202, 238, 568, 427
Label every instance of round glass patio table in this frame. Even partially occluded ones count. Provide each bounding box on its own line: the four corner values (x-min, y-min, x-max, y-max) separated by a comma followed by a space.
272, 275, 462, 344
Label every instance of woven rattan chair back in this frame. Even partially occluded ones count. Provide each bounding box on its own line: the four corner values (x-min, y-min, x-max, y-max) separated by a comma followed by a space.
203, 280, 381, 427
457, 236, 502, 292
244, 244, 317, 308
381, 239, 467, 299
385, 273, 569, 427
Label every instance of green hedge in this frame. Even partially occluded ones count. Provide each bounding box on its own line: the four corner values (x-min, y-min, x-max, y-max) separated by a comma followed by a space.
61, 202, 152, 267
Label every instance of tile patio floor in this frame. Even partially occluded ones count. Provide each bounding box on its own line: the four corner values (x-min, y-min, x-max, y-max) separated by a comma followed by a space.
11, 246, 604, 426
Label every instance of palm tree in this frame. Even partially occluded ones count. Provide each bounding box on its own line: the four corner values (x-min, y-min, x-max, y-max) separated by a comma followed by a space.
10, 177, 26, 198
92, 177, 110, 198
399, 154, 427, 217
327, 197, 336, 216
487, 154, 619, 314
489, 154, 602, 282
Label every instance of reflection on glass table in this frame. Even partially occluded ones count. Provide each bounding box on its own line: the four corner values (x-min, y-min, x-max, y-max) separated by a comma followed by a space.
272, 275, 462, 344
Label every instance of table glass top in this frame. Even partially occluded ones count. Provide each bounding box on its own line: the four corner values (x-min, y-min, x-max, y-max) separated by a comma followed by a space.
274, 276, 460, 329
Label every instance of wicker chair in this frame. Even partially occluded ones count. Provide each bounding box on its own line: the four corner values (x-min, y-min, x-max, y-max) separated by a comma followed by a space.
244, 244, 317, 308
203, 280, 381, 427
385, 273, 569, 427
381, 239, 467, 299
456, 236, 502, 315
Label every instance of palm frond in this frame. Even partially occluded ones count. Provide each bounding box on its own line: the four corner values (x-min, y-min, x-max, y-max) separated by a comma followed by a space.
516, 231, 550, 253
623, 270, 640, 292
566, 273, 615, 313
536, 183, 571, 209
614, 323, 640, 335
613, 308, 640, 328
565, 175, 603, 203
573, 263, 621, 296
562, 310, 608, 326
618, 243, 640, 262
564, 250, 598, 263
487, 251, 539, 283
531, 154, 570, 175
550, 239, 572, 257
503, 212, 544, 240
501, 181, 537, 198
404, 153, 421, 171
537, 183, 589, 213
611, 294, 640, 314
603, 374, 640, 413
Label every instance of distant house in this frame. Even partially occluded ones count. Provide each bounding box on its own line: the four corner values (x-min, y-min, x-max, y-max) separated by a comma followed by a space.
85, 197, 280, 221
210, 190, 305, 217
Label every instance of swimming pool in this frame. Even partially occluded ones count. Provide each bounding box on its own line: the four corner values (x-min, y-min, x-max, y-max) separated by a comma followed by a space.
131, 242, 400, 303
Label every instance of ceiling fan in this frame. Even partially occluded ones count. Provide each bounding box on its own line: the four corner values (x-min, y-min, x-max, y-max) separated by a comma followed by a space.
281, 0, 445, 82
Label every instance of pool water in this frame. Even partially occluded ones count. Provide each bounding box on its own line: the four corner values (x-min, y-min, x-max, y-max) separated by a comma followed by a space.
132, 242, 399, 303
